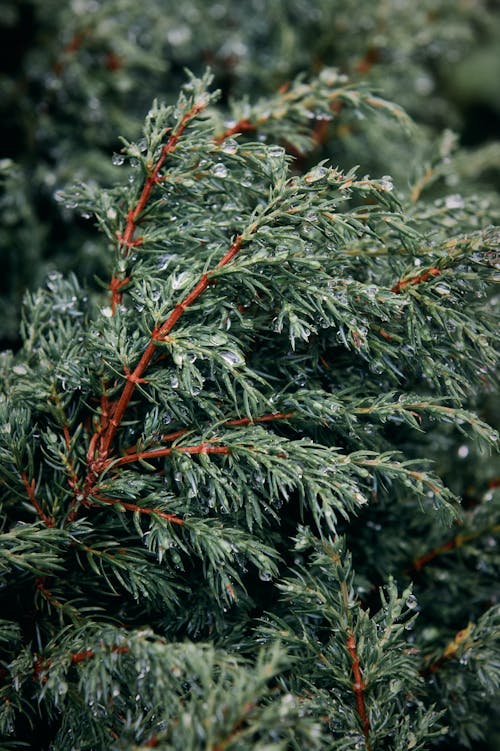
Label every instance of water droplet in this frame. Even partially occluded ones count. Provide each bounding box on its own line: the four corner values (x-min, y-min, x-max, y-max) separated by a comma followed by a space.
319, 67, 339, 86
305, 166, 327, 183
435, 284, 451, 296
157, 254, 176, 271
445, 194, 464, 210
13, 364, 28, 375
211, 162, 228, 178
369, 360, 384, 375
268, 145, 285, 158
457, 444, 469, 459
220, 350, 243, 367
172, 271, 191, 290
58, 681, 68, 696
112, 153, 125, 166
101, 306, 113, 318
406, 594, 418, 610
167, 24, 192, 46
389, 679, 401, 694
259, 569, 272, 582
380, 175, 393, 192
221, 138, 238, 155
241, 170, 253, 187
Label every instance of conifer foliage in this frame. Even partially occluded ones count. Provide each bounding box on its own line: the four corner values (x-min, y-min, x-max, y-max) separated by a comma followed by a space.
0, 59, 499, 751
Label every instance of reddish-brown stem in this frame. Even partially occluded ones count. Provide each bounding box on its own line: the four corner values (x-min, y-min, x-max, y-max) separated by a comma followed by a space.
158, 429, 191, 444
424, 622, 474, 675
109, 275, 131, 313
225, 411, 295, 427
94, 234, 243, 461
92, 495, 184, 526
211, 702, 256, 751
53, 30, 87, 75
377, 328, 393, 341
61, 424, 84, 523
213, 118, 256, 144
20, 472, 54, 527
355, 47, 380, 75
117, 102, 208, 258
391, 267, 441, 294
110, 443, 231, 468
347, 630, 371, 750
70, 645, 130, 665
121, 412, 295, 460
412, 535, 465, 571
410, 525, 500, 572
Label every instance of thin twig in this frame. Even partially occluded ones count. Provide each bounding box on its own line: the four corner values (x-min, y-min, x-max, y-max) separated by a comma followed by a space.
391, 267, 441, 294
91, 495, 184, 526
347, 629, 372, 750
20, 472, 54, 527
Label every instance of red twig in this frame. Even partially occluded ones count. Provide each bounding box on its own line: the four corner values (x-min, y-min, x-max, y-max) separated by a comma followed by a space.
121, 412, 295, 459
347, 630, 371, 750
391, 267, 441, 294
93, 234, 244, 462
424, 622, 474, 675
71, 645, 130, 665
213, 118, 256, 144
110, 443, 231, 468
109, 275, 131, 314
92, 495, 184, 526
225, 411, 294, 427
53, 30, 87, 75
20, 472, 54, 527
61, 424, 85, 523
410, 525, 500, 572
117, 102, 208, 258
411, 536, 464, 571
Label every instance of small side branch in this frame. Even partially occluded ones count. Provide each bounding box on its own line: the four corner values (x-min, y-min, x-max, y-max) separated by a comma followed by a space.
95, 234, 243, 459
225, 411, 295, 427
213, 118, 256, 144
20, 472, 54, 527
92, 495, 184, 526
347, 630, 371, 750
71, 645, 130, 664
391, 267, 441, 294
111, 443, 231, 468
410, 524, 500, 572
117, 100, 209, 259
424, 622, 474, 675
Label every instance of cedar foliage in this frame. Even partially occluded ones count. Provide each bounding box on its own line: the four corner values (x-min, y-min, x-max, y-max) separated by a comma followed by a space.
0, 4, 499, 751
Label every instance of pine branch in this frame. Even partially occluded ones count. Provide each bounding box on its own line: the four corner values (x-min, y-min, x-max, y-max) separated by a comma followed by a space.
91, 495, 184, 526
20, 472, 53, 527
93, 233, 245, 464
